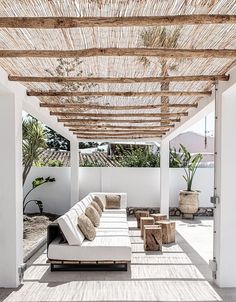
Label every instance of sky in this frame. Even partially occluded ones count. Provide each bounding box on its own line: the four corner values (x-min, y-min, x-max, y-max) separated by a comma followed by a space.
184, 112, 214, 137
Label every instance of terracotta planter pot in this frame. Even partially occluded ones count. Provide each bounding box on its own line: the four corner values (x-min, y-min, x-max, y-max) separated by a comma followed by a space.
179, 190, 199, 219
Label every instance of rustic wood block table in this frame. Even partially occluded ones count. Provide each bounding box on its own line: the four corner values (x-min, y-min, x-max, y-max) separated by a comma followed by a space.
135, 210, 150, 228
150, 213, 168, 222
156, 221, 176, 244
144, 225, 162, 251
140, 216, 154, 238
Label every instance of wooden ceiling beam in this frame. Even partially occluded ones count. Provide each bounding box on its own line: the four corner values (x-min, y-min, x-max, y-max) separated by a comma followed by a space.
0, 15, 236, 28
76, 132, 163, 136
40, 103, 197, 110
31, 90, 210, 97
70, 128, 169, 132
58, 118, 180, 123
73, 130, 166, 135
75, 133, 165, 138
52, 112, 187, 118
76, 135, 162, 139
9, 74, 229, 83
69, 128, 170, 133
68, 125, 172, 130
1, 48, 236, 58
72, 128, 167, 133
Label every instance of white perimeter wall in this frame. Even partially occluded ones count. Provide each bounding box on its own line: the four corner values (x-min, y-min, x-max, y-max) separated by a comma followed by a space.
24, 167, 214, 215
24, 167, 71, 215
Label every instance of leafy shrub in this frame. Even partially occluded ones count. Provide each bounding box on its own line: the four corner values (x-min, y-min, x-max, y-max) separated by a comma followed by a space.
33, 160, 46, 167
82, 158, 106, 167
117, 145, 160, 167
48, 159, 63, 167
33, 159, 63, 167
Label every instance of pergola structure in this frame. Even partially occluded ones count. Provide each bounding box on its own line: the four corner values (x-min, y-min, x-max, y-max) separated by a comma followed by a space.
0, 0, 236, 289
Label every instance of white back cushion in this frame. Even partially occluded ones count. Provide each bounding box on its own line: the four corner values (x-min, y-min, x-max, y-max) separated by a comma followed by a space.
91, 192, 127, 209
81, 194, 93, 208
58, 207, 85, 245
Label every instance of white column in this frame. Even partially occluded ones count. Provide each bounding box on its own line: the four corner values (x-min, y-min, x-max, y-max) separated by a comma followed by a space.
0, 92, 23, 287
214, 80, 236, 287
160, 139, 170, 217
70, 139, 79, 206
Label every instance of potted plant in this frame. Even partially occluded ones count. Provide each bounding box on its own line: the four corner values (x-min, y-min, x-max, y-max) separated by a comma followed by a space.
177, 144, 203, 219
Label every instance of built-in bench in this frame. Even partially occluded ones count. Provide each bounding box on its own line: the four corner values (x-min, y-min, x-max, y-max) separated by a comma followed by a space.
47, 192, 131, 271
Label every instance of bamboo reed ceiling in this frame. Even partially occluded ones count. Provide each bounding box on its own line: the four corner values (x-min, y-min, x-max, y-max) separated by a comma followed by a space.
0, 0, 235, 139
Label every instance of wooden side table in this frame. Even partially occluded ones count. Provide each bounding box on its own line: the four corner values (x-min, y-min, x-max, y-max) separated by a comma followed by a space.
135, 210, 149, 228
140, 217, 154, 237
150, 213, 167, 222
156, 221, 176, 244
144, 225, 162, 251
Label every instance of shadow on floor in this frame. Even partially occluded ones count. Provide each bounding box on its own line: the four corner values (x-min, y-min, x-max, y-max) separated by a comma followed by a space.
1, 219, 231, 301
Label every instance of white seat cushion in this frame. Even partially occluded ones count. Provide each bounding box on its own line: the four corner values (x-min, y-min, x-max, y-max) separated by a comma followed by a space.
100, 211, 127, 223
48, 235, 131, 261
103, 209, 127, 215
99, 221, 129, 229
96, 228, 129, 237
49, 192, 131, 260
100, 216, 127, 223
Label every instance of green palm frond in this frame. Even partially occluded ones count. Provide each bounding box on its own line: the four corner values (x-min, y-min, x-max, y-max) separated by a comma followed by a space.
22, 116, 47, 184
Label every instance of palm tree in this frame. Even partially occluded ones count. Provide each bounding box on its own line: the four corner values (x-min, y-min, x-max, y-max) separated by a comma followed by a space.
140, 26, 181, 124
22, 116, 47, 185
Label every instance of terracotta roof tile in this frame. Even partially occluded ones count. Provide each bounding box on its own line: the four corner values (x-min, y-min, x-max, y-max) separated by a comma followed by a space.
38, 149, 122, 167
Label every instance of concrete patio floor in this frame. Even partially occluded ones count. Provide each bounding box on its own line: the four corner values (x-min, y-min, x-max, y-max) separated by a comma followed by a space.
1, 217, 236, 302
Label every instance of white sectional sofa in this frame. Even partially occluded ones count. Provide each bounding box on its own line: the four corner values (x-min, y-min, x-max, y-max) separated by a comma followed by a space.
47, 192, 131, 271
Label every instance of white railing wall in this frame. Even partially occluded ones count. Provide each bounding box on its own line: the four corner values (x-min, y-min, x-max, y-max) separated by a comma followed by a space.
24, 167, 214, 215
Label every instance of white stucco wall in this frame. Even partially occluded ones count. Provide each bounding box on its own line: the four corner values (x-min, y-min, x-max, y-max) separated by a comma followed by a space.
24, 167, 71, 215
170, 168, 214, 207
24, 167, 214, 214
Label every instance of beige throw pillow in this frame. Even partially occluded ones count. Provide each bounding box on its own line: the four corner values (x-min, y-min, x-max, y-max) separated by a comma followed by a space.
105, 195, 121, 209
91, 201, 102, 216
93, 196, 104, 212
77, 214, 96, 241
85, 205, 100, 227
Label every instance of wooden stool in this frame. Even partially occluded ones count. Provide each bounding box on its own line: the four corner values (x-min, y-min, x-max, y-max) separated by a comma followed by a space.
150, 213, 167, 222
144, 225, 162, 251
140, 217, 154, 237
156, 221, 176, 244
135, 210, 149, 228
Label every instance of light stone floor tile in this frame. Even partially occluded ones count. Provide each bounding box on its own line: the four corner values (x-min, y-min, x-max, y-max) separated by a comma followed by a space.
1, 217, 236, 301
